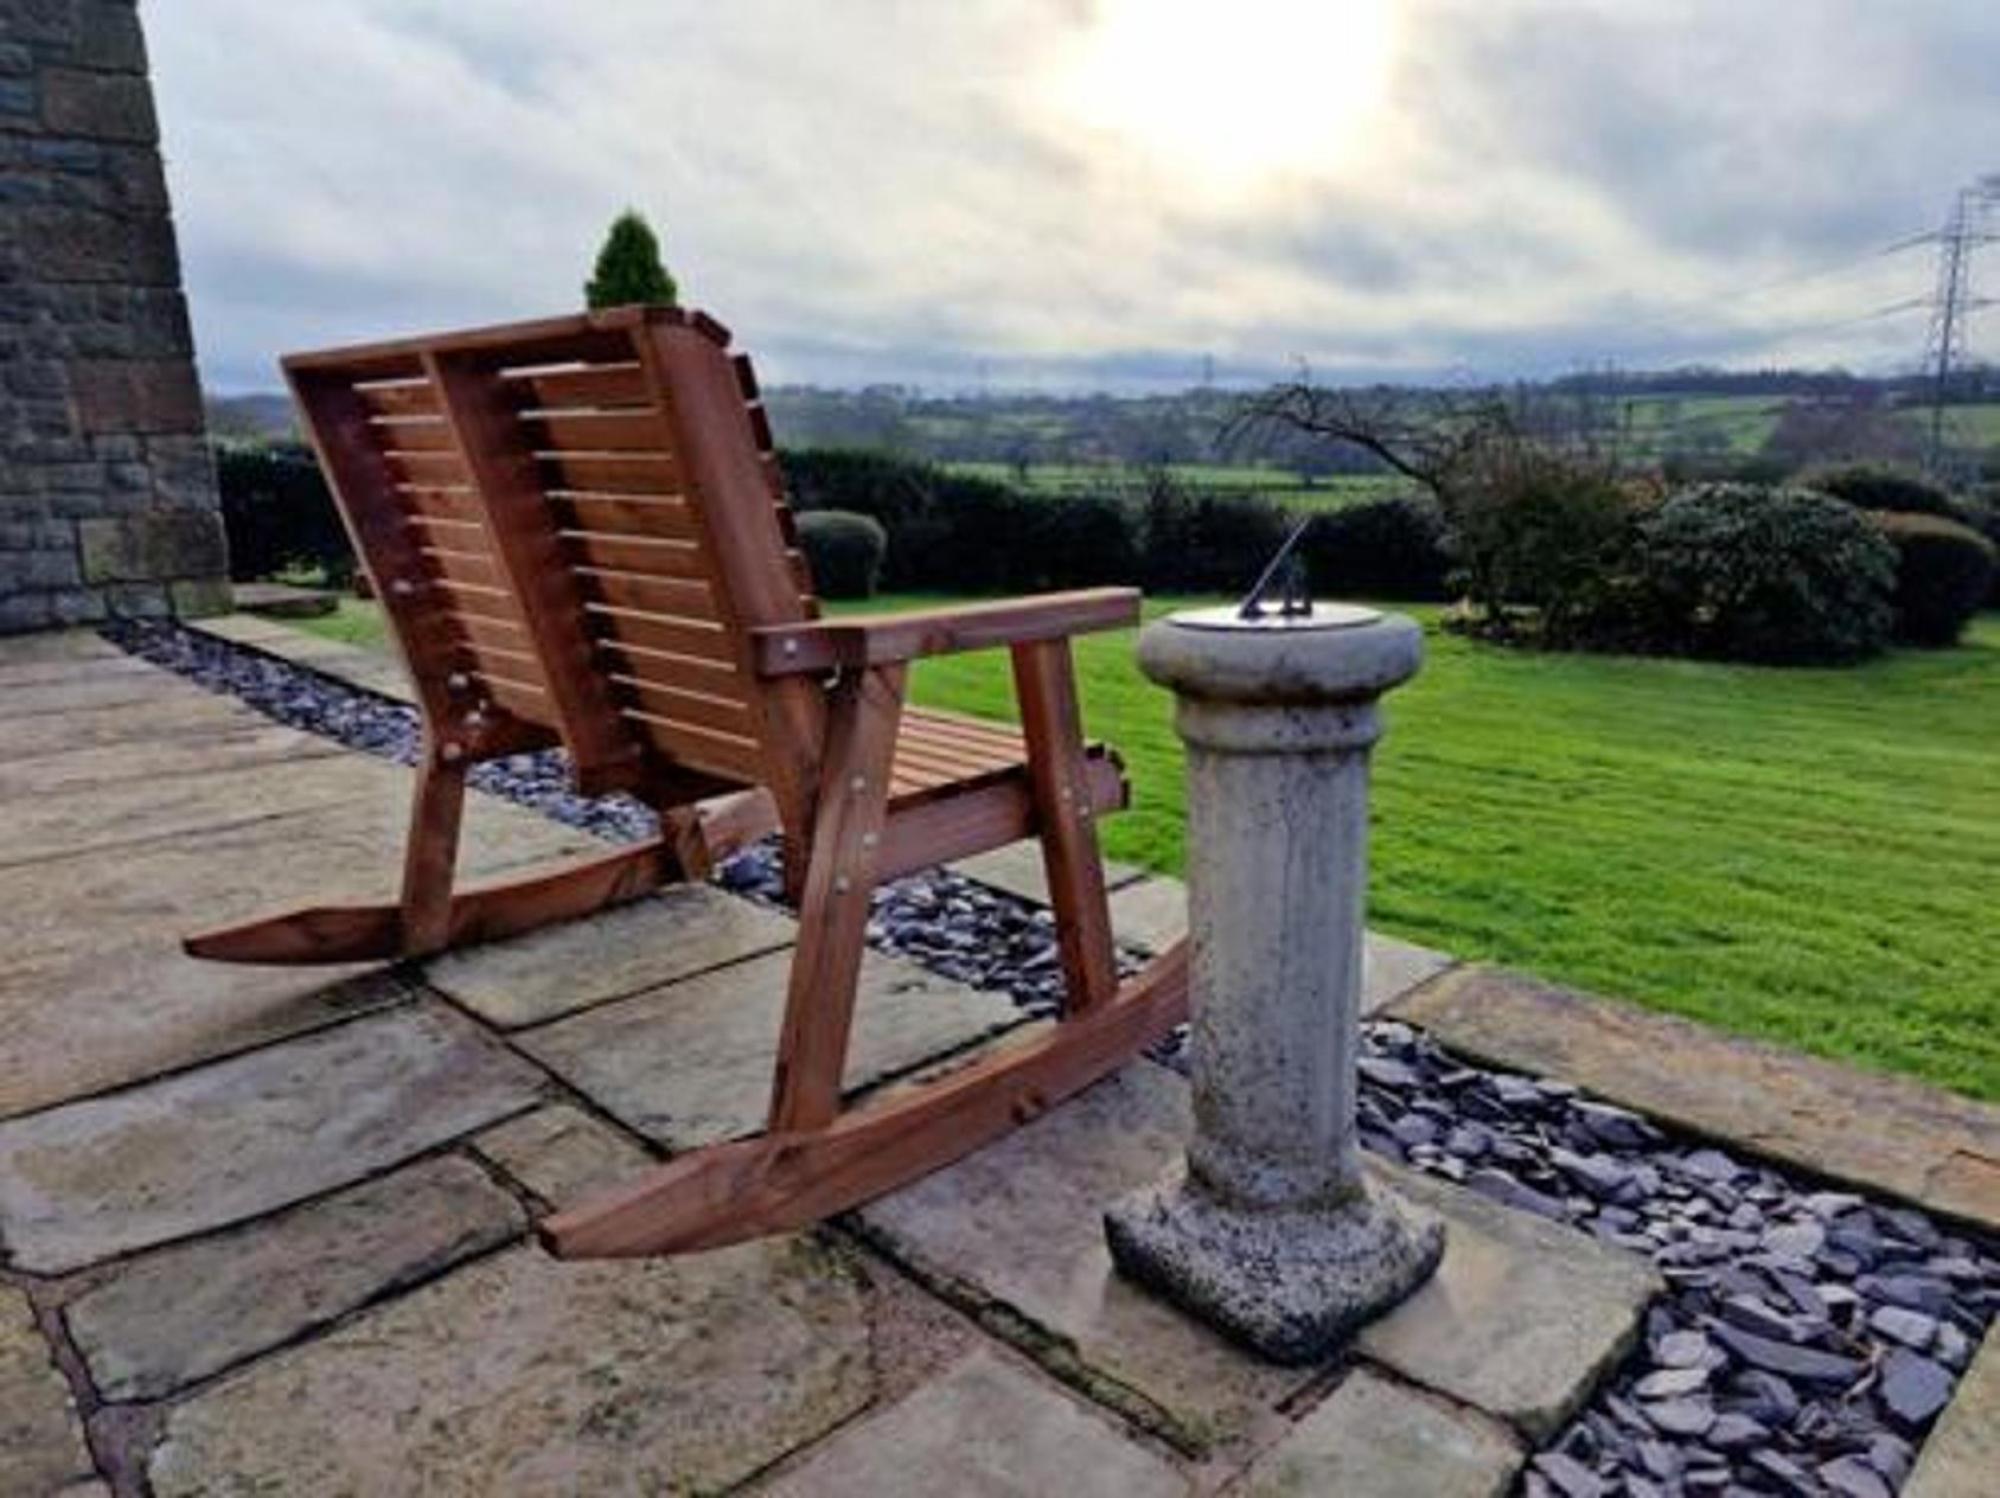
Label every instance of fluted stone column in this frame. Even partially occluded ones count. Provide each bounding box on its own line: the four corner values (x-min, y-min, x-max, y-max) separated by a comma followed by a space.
1104, 603, 1443, 1364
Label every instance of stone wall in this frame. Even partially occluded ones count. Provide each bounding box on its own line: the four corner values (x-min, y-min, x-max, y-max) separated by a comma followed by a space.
0, 0, 227, 633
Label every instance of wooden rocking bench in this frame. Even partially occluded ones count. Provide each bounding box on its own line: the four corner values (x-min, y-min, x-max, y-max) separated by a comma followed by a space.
185, 305, 1188, 1257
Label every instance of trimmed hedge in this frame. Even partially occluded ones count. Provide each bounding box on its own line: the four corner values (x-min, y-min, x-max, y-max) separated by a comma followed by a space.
1625, 484, 1896, 664
214, 442, 355, 585
796, 510, 887, 599
1301, 493, 1452, 602
1796, 463, 1966, 520
1868, 511, 1996, 647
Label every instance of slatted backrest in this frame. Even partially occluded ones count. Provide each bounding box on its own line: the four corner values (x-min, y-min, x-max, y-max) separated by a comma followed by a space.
283, 308, 826, 822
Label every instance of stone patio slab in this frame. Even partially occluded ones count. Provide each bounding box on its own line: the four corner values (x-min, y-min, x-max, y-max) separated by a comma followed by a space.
0, 669, 194, 717
950, 839, 1148, 904
1392, 965, 2000, 1229
860, 1060, 1658, 1453
0, 761, 595, 1118
64, 1154, 524, 1401
1102, 876, 1453, 1014
1905, 1322, 2000, 1498
471, 1104, 656, 1209
0, 721, 344, 800
1354, 1169, 1661, 1439
522, 948, 1024, 1150
762, 1348, 1187, 1497
0, 627, 129, 668
190, 613, 413, 701
0, 690, 288, 758
0, 752, 394, 870
0, 1004, 542, 1274
146, 1238, 873, 1498
857, 1062, 1313, 1454
2, 1284, 98, 1493
1242, 1368, 1520, 1498
428, 885, 799, 1029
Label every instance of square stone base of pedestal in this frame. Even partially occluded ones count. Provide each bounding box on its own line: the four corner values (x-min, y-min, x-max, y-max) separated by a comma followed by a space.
1103, 1165, 1445, 1366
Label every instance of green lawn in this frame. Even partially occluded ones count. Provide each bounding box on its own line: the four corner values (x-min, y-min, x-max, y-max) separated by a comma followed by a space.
943, 462, 1406, 512
298, 596, 2000, 1100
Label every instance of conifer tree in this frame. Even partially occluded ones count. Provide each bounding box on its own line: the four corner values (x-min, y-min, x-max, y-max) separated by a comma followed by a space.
584, 210, 678, 308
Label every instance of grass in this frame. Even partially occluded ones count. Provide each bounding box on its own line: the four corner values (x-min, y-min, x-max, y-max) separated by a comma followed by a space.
942, 462, 1406, 512
298, 596, 2000, 1100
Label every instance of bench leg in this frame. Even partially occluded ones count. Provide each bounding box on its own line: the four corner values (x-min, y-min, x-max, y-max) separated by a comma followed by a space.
1012, 639, 1119, 1014
399, 746, 469, 956
768, 664, 905, 1133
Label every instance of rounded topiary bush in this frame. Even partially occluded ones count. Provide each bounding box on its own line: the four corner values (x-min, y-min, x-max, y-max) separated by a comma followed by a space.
1868, 511, 1996, 647
797, 509, 887, 600
1796, 463, 1965, 520
1629, 484, 1897, 665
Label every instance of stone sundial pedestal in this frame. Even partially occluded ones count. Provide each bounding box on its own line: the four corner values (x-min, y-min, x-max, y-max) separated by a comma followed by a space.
1104, 601, 1444, 1365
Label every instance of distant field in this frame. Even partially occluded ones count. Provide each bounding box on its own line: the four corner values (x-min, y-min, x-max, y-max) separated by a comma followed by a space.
944, 462, 1408, 511
299, 595, 2000, 1099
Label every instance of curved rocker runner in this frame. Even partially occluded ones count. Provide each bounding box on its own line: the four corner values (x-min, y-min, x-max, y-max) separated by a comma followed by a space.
184, 306, 1187, 1256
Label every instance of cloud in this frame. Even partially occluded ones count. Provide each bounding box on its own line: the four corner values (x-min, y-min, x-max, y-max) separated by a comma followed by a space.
145, 0, 2000, 391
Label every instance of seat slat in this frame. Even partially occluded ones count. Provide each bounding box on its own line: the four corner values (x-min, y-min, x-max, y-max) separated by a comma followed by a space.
541, 453, 679, 496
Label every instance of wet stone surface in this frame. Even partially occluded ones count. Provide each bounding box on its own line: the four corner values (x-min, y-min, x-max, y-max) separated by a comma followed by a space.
117, 619, 2000, 1494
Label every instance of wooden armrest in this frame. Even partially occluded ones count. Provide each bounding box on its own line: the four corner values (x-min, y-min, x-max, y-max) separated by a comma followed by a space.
751, 588, 1141, 676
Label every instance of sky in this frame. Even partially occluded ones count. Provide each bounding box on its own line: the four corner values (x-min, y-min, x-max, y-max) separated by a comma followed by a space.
148, 0, 2000, 394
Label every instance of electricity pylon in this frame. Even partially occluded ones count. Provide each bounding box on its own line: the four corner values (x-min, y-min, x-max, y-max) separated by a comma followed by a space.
1920, 175, 2000, 475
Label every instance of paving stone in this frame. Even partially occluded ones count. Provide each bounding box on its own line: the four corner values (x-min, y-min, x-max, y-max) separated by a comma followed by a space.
1355, 1168, 1662, 1440
1904, 1322, 2000, 1498
860, 1060, 1656, 1453
1108, 876, 1189, 956
0, 670, 191, 716
1, 1284, 98, 1494
763, 1348, 1186, 1497
0, 629, 128, 669
0, 720, 344, 801
859, 1061, 1308, 1454
0, 1005, 543, 1274
1364, 932, 1456, 1013
0, 752, 389, 870
471, 1104, 655, 1209
146, 1238, 873, 1498
63, 1154, 523, 1401
949, 839, 1148, 904
0, 754, 593, 1118
428, 884, 799, 1029
1389, 965, 2000, 1229
1242, 1367, 1521, 1498
522, 948, 1023, 1150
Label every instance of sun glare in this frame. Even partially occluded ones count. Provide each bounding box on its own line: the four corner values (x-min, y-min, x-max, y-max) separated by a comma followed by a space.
1054, 0, 1400, 196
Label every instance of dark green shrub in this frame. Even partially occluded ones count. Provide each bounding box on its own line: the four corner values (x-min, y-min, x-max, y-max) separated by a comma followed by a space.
1138, 478, 1292, 593
1796, 463, 1965, 520
1627, 484, 1896, 664
1301, 493, 1451, 601
1867, 511, 1996, 647
1953, 493, 2000, 606
214, 441, 355, 585
796, 510, 886, 599
1444, 441, 1635, 640
584, 209, 677, 309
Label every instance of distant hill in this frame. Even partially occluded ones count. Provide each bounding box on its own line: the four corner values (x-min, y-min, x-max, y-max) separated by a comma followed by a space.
204, 393, 296, 441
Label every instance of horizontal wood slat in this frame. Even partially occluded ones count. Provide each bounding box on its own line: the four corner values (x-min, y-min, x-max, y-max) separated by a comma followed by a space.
584, 607, 736, 667
451, 611, 532, 657
526, 411, 669, 453
595, 640, 744, 696
611, 678, 756, 738
434, 579, 528, 627
505, 363, 648, 411
422, 546, 504, 592
387, 450, 470, 487
371, 418, 452, 451
560, 532, 707, 581
623, 712, 763, 782
576, 568, 716, 620
356, 381, 437, 418
398, 486, 482, 525
540, 453, 678, 496
550, 494, 697, 543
